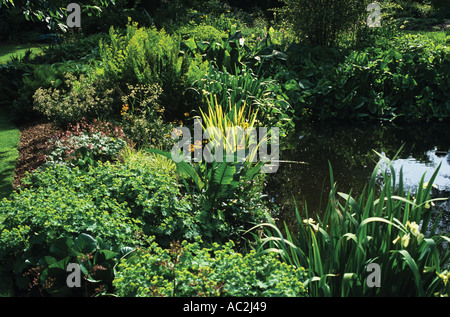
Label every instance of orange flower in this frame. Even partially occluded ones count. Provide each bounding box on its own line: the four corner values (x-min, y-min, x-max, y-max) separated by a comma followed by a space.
121, 104, 129, 116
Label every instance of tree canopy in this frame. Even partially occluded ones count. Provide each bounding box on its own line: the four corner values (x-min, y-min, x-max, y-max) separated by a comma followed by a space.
0, 0, 116, 31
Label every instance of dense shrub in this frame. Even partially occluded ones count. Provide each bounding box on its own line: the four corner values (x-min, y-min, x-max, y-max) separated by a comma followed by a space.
277, 0, 369, 47
0, 33, 106, 124
177, 24, 228, 42
277, 31, 450, 122
119, 83, 175, 149
32, 33, 105, 65
0, 164, 143, 292
0, 59, 36, 121
98, 21, 208, 118
113, 239, 308, 297
0, 59, 75, 124
33, 73, 115, 127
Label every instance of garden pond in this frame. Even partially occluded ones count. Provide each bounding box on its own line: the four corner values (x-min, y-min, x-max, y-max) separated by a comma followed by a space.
266, 121, 450, 235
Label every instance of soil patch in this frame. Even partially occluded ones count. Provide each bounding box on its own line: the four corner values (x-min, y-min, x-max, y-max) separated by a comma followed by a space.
13, 120, 62, 190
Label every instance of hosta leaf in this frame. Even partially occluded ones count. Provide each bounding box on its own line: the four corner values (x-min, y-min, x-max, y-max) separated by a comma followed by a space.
73, 233, 97, 254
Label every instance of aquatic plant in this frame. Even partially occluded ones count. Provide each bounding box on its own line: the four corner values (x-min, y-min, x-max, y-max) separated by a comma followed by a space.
250, 150, 450, 296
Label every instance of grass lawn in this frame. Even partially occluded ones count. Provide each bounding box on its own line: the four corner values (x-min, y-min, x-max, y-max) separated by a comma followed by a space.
0, 110, 20, 200
403, 29, 448, 43
0, 110, 20, 297
0, 43, 46, 64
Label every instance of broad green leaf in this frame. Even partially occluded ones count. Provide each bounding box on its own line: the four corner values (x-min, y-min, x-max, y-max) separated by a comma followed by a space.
73, 233, 97, 254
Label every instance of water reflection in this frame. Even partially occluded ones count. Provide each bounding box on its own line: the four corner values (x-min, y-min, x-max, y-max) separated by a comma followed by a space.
379, 148, 450, 192
266, 122, 450, 234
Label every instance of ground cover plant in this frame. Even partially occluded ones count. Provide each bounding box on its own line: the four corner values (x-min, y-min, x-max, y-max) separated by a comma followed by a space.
0, 0, 449, 298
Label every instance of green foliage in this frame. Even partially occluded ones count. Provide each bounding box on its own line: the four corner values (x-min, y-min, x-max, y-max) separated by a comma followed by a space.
25, 233, 135, 297
380, 0, 439, 19
181, 31, 245, 74
42, 118, 130, 170
0, 163, 144, 292
146, 147, 269, 243
33, 73, 115, 128
192, 65, 295, 137
99, 21, 204, 117
178, 23, 228, 42
0, 0, 117, 31
252, 152, 450, 296
119, 83, 175, 149
117, 146, 177, 178
113, 239, 308, 297
277, 0, 369, 47
275, 31, 450, 122
33, 34, 105, 64
0, 34, 103, 124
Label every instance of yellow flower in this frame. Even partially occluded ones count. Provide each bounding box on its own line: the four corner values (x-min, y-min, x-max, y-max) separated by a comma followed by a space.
194, 140, 202, 149
303, 218, 319, 232
401, 233, 410, 248
437, 270, 449, 286
423, 182, 438, 189
405, 221, 424, 242
393, 235, 401, 245
171, 128, 182, 138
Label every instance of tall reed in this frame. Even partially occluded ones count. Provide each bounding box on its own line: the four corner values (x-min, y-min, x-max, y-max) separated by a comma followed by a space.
250, 150, 450, 296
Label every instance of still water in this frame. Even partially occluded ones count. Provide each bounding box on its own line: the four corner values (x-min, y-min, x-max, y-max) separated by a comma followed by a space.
266, 121, 450, 234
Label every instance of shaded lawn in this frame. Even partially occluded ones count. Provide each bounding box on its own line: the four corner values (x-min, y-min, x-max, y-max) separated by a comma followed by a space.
0, 110, 20, 200
402, 30, 447, 43
0, 43, 46, 64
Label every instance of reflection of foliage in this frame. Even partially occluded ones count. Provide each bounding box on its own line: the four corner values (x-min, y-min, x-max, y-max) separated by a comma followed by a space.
267, 122, 450, 228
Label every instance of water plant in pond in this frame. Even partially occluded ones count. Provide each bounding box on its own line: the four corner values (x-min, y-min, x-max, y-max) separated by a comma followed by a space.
250, 150, 450, 296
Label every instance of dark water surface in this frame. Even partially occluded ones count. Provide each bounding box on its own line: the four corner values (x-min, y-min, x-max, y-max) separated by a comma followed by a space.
266, 122, 450, 234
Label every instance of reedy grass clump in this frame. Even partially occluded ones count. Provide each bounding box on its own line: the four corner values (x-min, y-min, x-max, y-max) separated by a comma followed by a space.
250, 150, 450, 297
199, 94, 259, 158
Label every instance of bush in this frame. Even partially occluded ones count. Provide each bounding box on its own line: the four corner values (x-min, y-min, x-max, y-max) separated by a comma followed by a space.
276, 31, 450, 122
177, 24, 228, 42
0, 164, 144, 293
33, 73, 115, 128
0, 157, 198, 292
0, 34, 105, 125
0, 59, 35, 120
98, 21, 206, 118
277, 0, 369, 47
113, 239, 308, 297
119, 83, 175, 149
